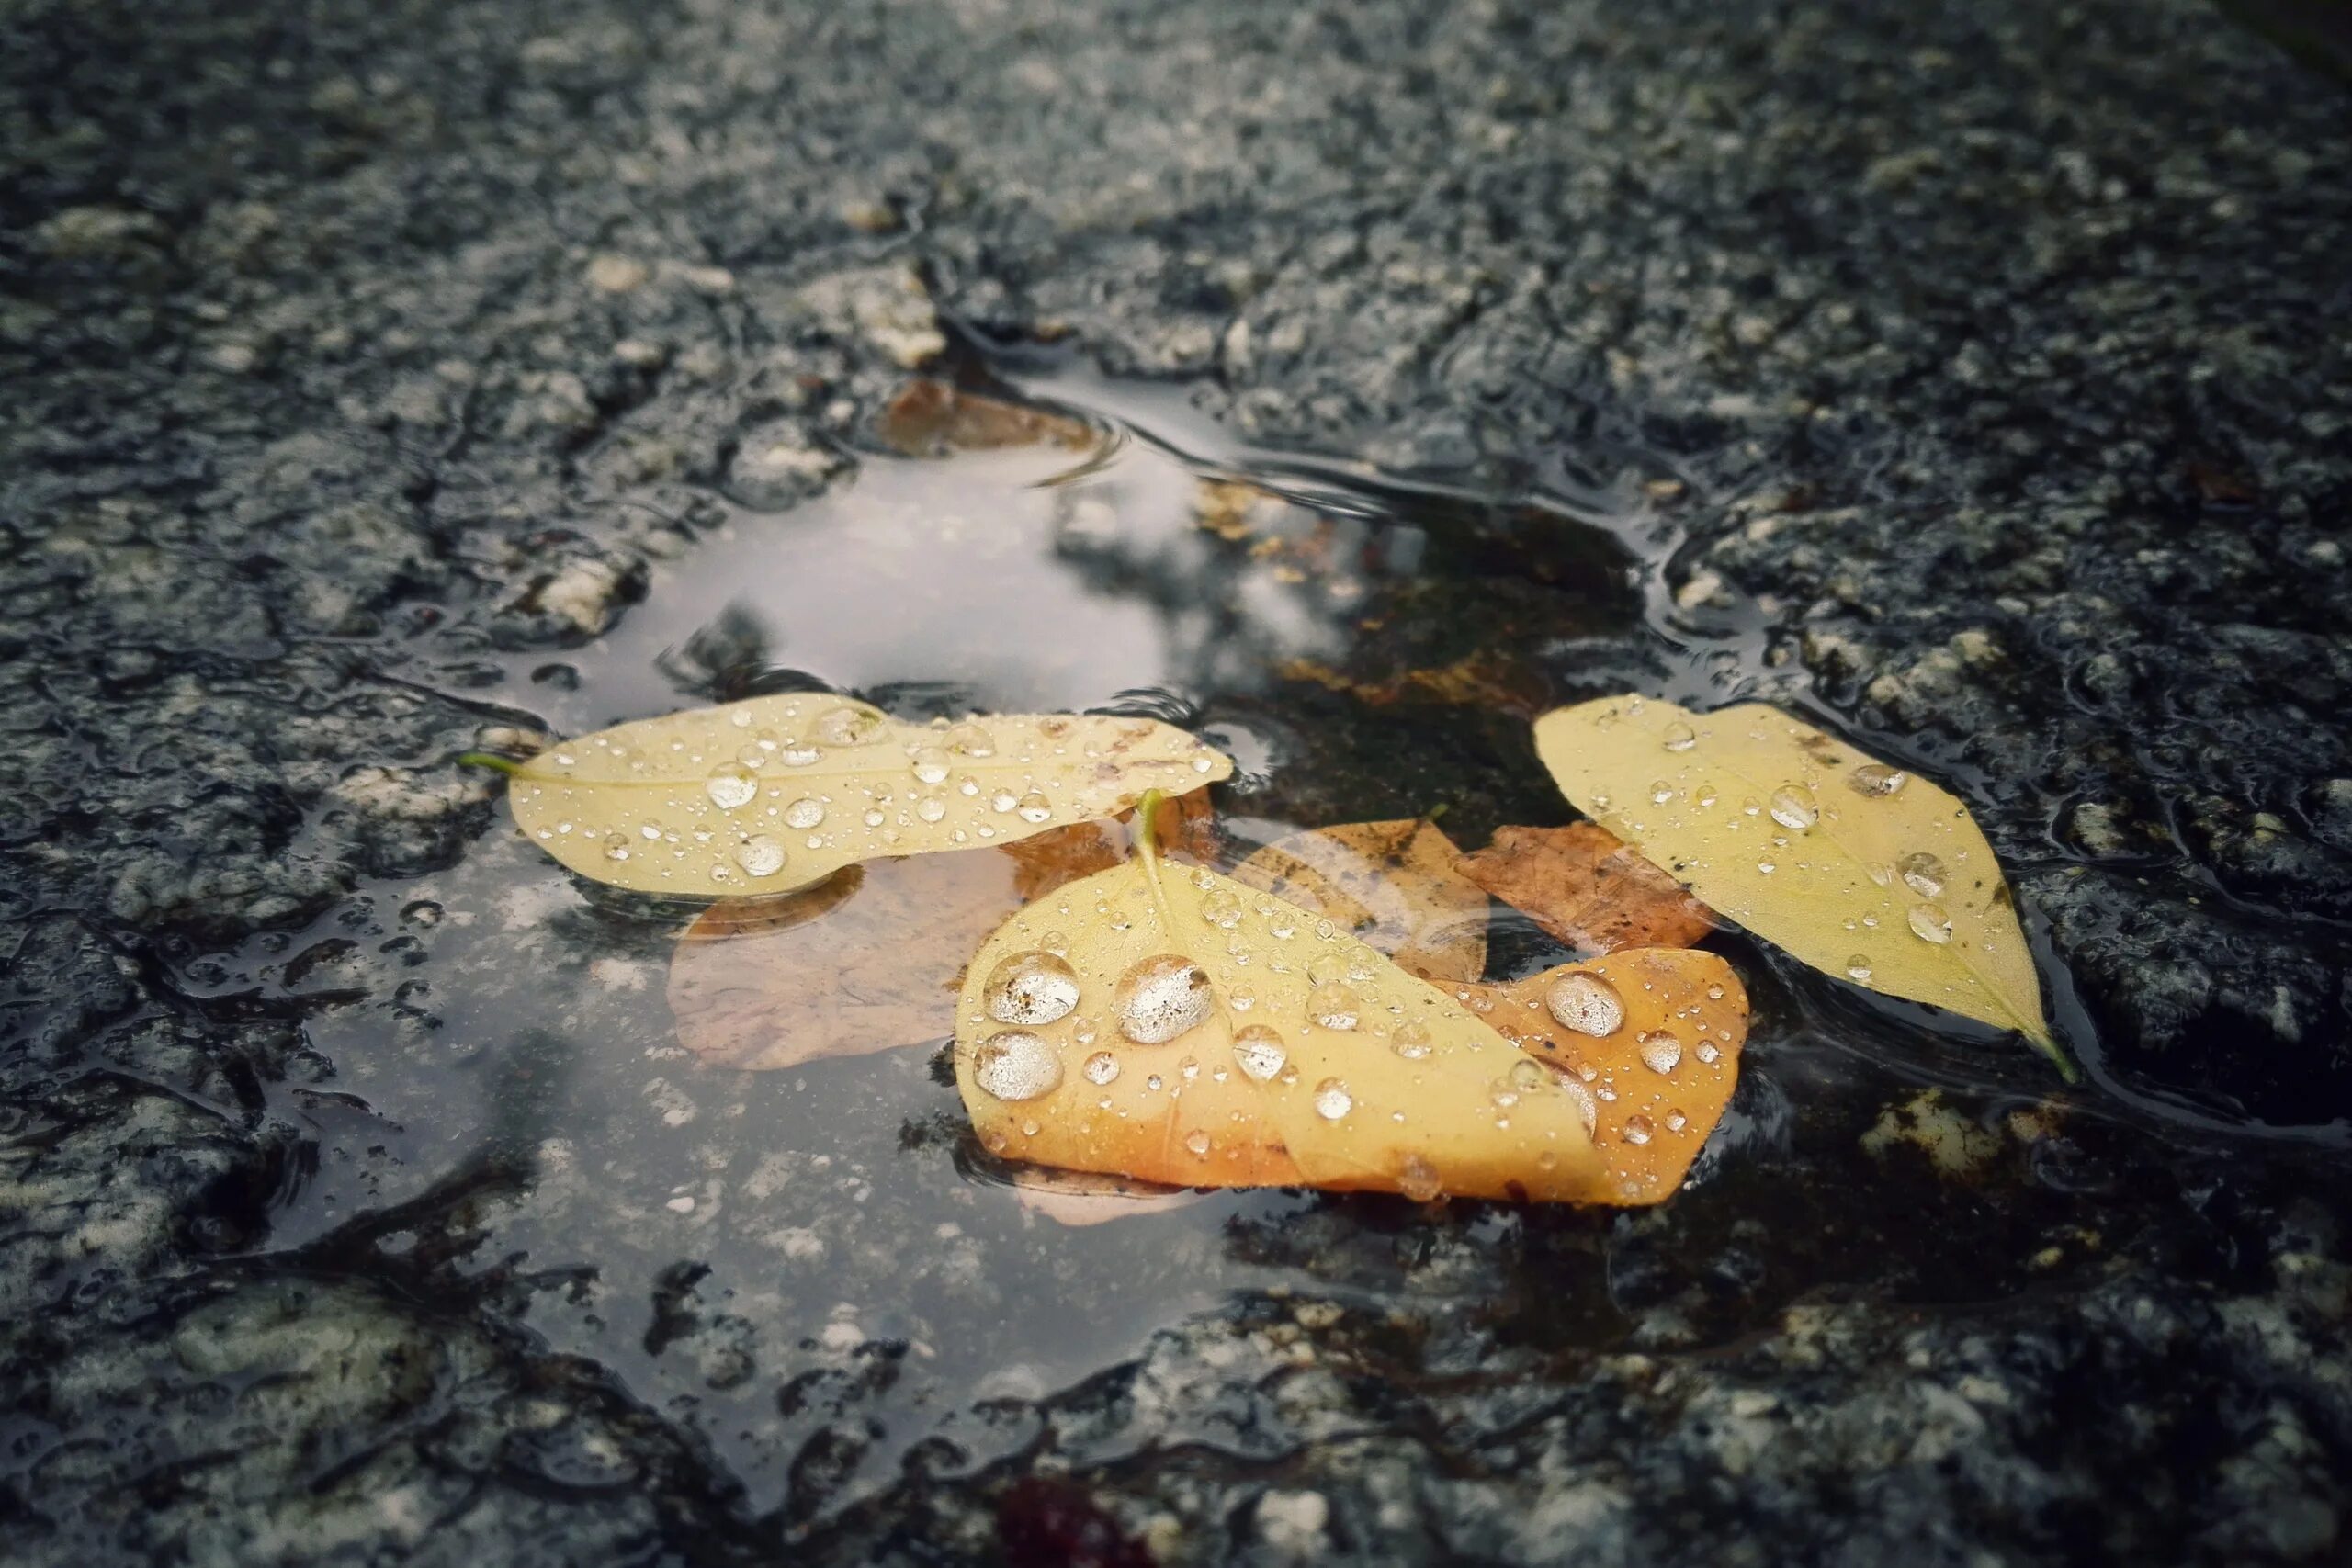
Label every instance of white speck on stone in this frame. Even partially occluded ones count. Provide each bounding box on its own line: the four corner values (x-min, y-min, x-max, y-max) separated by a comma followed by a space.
1256, 1490, 1329, 1554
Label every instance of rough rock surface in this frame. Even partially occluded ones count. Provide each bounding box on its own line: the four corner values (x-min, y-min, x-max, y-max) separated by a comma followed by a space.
3, 0, 2348, 1563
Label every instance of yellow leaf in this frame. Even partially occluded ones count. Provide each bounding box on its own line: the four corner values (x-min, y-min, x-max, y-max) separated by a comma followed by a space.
1453, 949, 1748, 1205
1532, 695, 2062, 1069
952, 814, 1610, 1203
505, 697, 1232, 897
1230, 818, 1487, 984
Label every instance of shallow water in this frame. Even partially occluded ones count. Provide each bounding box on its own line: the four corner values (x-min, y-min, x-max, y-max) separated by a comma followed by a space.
164, 359, 2338, 1528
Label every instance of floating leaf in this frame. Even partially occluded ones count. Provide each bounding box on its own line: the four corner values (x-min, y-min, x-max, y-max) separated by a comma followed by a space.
1458, 822, 1715, 954
1231, 818, 1487, 984
506, 697, 1231, 897
953, 802, 1609, 1202
669, 799, 1221, 1069
1453, 949, 1748, 1205
1532, 695, 2062, 1070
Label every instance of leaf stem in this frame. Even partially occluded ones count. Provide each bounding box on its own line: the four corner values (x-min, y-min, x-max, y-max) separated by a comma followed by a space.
457, 751, 522, 777
1133, 789, 1179, 934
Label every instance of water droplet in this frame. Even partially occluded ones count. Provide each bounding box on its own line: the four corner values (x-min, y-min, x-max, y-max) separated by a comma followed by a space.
1313, 1078, 1352, 1121
984, 951, 1081, 1025
779, 739, 821, 766
602, 832, 631, 862
1636, 1031, 1682, 1074
1015, 791, 1052, 824
1623, 1114, 1655, 1145
971, 1030, 1062, 1101
1544, 973, 1625, 1036
910, 747, 950, 784
706, 763, 758, 809
1849, 762, 1908, 796
1706, 984, 1725, 1000
1769, 784, 1819, 830
1307, 983, 1362, 1031
1694, 784, 1720, 807
1845, 953, 1873, 981
1183, 1129, 1211, 1157
863, 809, 885, 828
1201, 887, 1245, 928
1306, 953, 1349, 987
784, 797, 826, 829
1897, 852, 1946, 898
1071, 1016, 1098, 1045
1226, 1024, 1289, 1082
1510, 1057, 1549, 1091
1665, 1109, 1689, 1133
1757, 859, 1777, 874
1228, 984, 1257, 1011
944, 721, 995, 757
1389, 1021, 1432, 1060
1113, 954, 1214, 1044
1082, 1050, 1120, 1085
1662, 721, 1697, 752
734, 836, 786, 877
1907, 902, 1954, 944
989, 789, 1018, 814
814, 705, 880, 746
1559, 1077, 1599, 1134
1695, 1040, 1722, 1065
1649, 780, 1676, 805
915, 797, 947, 823
1396, 1154, 1442, 1201
1263, 908, 1296, 940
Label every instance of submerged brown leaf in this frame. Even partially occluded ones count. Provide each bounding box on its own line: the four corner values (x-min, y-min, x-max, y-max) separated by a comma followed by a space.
670, 798, 1217, 1070
1455, 947, 1748, 1205
1458, 823, 1715, 955
877, 380, 1095, 457
1230, 818, 1488, 984
1002, 1167, 1205, 1227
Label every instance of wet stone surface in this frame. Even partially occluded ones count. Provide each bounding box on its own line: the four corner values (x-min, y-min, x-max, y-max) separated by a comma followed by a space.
4, 0, 2350, 1563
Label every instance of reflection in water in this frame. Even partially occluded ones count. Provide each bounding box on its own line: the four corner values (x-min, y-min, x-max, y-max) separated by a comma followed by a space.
174, 378, 1675, 1523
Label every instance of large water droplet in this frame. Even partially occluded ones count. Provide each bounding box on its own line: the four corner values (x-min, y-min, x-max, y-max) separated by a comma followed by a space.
1183, 1129, 1211, 1157
1509, 1057, 1549, 1091
734, 836, 786, 877
985, 950, 1081, 1025
1312, 1078, 1353, 1121
910, 747, 951, 785
602, 832, 631, 862
915, 797, 947, 823
944, 721, 995, 758
1768, 784, 1819, 830
778, 739, 821, 766
1396, 1154, 1442, 1201
1231, 1025, 1287, 1082
1544, 972, 1625, 1036
1907, 902, 1954, 943
706, 763, 758, 809
1662, 721, 1697, 752
1307, 983, 1362, 1031
1082, 1050, 1120, 1085
1694, 1040, 1722, 1065
1649, 779, 1676, 805
784, 797, 826, 829
815, 705, 881, 746
1200, 887, 1244, 929
1113, 954, 1214, 1044
972, 1030, 1062, 1101
1389, 1020, 1432, 1060
1897, 851, 1946, 898
1559, 1077, 1599, 1134
1015, 791, 1052, 824
1849, 763, 1907, 797
1623, 1114, 1655, 1145
1306, 953, 1349, 987
1845, 953, 1873, 982
1636, 1030, 1682, 1074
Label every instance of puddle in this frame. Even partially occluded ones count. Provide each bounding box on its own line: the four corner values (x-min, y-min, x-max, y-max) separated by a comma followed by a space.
163, 360, 2337, 1527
